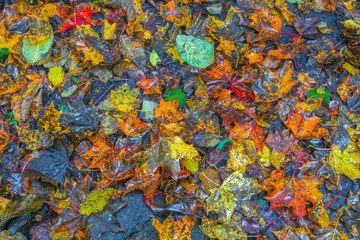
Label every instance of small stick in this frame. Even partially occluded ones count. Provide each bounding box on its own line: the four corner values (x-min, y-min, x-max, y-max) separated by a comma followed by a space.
94, 83, 115, 105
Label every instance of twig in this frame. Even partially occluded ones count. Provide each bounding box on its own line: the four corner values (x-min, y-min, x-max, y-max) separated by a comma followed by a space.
210, 151, 230, 167
21, 147, 45, 174
94, 83, 115, 105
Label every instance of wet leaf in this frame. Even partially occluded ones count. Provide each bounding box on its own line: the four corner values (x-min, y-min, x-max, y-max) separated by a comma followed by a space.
253, 61, 295, 102
153, 215, 196, 240
206, 171, 260, 223
329, 143, 360, 181
261, 171, 323, 218
59, 99, 100, 135
176, 34, 214, 69
22, 32, 53, 64
25, 139, 71, 185
141, 136, 200, 179
80, 188, 115, 216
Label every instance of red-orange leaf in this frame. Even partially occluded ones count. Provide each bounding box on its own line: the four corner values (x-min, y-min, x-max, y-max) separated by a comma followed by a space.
284, 110, 329, 139
229, 122, 266, 152
260, 171, 323, 218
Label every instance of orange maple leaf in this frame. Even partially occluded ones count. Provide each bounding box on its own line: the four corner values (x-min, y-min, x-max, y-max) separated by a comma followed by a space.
118, 115, 150, 137
154, 98, 187, 122
136, 77, 164, 95
261, 171, 323, 218
0, 120, 10, 152
229, 122, 266, 152
284, 110, 328, 139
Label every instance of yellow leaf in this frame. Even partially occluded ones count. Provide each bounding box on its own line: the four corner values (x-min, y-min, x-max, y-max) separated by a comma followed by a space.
98, 84, 140, 115
166, 46, 185, 64
153, 215, 196, 240
48, 66, 65, 87
104, 20, 116, 40
329, 143, 360, 181
141, 136, 200, 179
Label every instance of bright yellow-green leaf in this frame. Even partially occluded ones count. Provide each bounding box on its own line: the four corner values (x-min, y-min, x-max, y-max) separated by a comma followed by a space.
329, 143, 360, 181
80, 188, 115, 216
48, 66, 65, 87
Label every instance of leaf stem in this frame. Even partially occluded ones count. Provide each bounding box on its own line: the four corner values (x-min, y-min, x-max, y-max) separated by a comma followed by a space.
210, 151, 229, 167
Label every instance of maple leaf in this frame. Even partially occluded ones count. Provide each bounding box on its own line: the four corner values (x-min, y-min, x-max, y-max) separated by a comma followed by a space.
227, 139, 271, 172
154, 98, 187, 123
0, 120, 10, 152
98, 84, 140, 115
136, 76, 164, 95
206, 171, 260, 223
229, 122, 266, 152
152, 215, 196, 240
82, 132, 133, 181
141, 136, 200, 179
273, 225, 313, 240
117, 115, 150, 137
246, 10, 282, 42
260, 171, 323, 218
200, 217, 247, 240
328, 142, 360, 181
252, 61, 296, 102
124, 166, 162, 204
159, 0, 177, 22
56, 5, 101, 33
49, 177, 125, 239
284, 110, 329, 139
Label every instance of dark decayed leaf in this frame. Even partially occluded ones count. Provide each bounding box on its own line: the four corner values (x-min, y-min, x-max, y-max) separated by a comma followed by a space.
331, 124, 352, 151
25, 139, 71, 186
0, 195, 45, 227
59, 99, 100, 135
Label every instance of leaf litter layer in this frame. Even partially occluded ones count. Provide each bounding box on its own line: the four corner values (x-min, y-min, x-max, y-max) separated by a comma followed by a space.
0, 0, 360, 239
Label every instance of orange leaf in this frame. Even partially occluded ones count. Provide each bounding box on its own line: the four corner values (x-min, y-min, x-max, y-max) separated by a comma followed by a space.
284, 111, 328, 139
229, 122, 266, 152
246, 10, 282, 42
154, 98, 187, 122
0, 120, 10, 152
124, 166, 162, 204
261, 171, 323, 218
136, 77, 164, 95
153, 215, 196, 240
118, 115, 150, 137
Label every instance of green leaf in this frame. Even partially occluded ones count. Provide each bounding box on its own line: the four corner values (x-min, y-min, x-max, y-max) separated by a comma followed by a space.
80, 188, 115, 216
1, 48, 8, 55
216, 138, 232, 150
150, 50, 161, 68
22, 33, 54, 64
164, 88, 187, 107
307, 88, 331, 102
8, 112, 18, 125
176, 34, 214, 69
